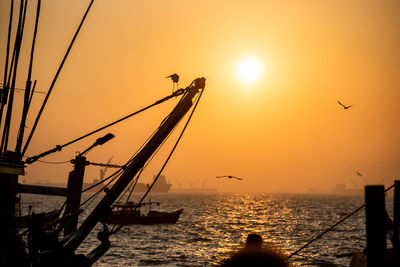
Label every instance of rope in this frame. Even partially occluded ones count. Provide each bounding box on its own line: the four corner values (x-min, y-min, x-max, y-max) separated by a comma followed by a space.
25, 88, 188, 164
37, 159, 70, 164
32, 158, 124, 166
294, 253, 346, 267
115, 169, 142, 209
85, 160, 124, 169
108, 101, 184, 231
109, 97, 189, 232
0, 84, 46, 94
80, 170, 122, 209
81, 123, 161, 207
111, 87, 204, 235
287, 183, 395, 260
110, 111, 182, 225
18, 87, 196, 236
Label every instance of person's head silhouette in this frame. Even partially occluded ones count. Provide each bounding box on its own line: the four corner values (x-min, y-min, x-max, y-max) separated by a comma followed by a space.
220, 233, 288, 266
245, 233, 263, 249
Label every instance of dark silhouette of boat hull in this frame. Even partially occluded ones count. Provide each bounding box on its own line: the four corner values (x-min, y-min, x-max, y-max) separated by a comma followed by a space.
15, 209, 59, 227
106, 209, 183, 225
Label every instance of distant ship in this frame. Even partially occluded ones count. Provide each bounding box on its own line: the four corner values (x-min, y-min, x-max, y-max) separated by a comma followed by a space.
170, 178, 217, 193
134, 175, 172, 193
331, 183, 363, 195
84, 174, 172, 193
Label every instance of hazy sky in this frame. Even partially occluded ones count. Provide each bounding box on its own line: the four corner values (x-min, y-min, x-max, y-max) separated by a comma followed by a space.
0, 0, 399, 192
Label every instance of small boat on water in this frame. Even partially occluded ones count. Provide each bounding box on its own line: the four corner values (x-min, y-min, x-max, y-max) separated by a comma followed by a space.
107, 201, 183, 225
16, 209, 59, 228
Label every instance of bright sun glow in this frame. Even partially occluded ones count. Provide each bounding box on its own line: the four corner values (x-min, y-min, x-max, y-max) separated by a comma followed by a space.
236, 57, 262, 84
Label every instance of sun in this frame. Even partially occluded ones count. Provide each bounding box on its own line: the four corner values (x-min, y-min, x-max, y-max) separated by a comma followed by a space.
236, 57, 262, 84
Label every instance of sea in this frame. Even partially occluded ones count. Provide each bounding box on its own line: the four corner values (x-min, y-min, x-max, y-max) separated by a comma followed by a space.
19, 192, 395, 266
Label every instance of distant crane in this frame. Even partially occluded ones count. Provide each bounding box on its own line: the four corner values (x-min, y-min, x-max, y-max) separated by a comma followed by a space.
190, 179, 198, 189
174, 179, 182, 188
201, 178, 207, 189
99, 156, 113, 181
349, 177, 358, 189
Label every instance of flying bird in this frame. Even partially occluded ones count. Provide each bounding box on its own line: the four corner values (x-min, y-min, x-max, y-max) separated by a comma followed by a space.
356, 171, 363, 177
166, 73, 179, 93
216, 175, 243, 180
338, 100, 354, 110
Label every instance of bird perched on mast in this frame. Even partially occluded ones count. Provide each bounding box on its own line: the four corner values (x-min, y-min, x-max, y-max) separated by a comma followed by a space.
166, 73, 179, 93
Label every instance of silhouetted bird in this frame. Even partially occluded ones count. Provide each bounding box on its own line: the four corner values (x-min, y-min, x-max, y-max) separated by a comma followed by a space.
356, 171, 363, 177
216, 175, 243, 180
166, 73, 179, 93
338, 100, 354, 110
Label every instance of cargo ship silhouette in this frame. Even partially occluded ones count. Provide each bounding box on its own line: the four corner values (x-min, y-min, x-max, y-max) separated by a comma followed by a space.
134, 175, 172, 193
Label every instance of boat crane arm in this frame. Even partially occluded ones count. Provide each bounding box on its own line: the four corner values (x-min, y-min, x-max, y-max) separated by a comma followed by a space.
62, 77, 205, 254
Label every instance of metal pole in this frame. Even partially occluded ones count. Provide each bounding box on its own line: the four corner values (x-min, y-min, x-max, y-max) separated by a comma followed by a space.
393, 180, 400, 265
15, 0, 41, 154
0, 0, 14, 125
22, 0, 96, 157
365, 185, 387, 267
0, 150, 25, 265
64, 156, 86, 236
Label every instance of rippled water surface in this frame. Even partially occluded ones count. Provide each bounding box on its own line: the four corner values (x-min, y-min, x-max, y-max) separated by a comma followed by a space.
21, 192, 393, 266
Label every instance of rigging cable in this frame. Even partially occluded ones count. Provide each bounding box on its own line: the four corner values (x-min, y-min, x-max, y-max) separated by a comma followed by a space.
287, 183, 395, 260
109, 94, 191, 232
0, 0, 14, 130
82, 94, 182, 211
37, 159, 70, 164
22, 0, 96, 157
294, 253, 346, 267
111, 86, 205, 235
16, 0, 41, 154
80, 169, 123, 209
79, 121, 162, 208
115, 115, 183, 211
1, 0, 27, 154
25, 88, 188, 164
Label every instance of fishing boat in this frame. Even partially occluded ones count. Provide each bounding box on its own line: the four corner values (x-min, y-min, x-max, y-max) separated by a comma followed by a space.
106, 201, 183, 225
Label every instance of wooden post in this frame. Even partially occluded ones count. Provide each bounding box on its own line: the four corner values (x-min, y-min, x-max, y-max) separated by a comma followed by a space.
64, 155, 86, 236
0, 172, 18, 230
0, 153, 26, 265
0, 152, 24, 230
394, 180, 400, 265
365, 185, 387, 266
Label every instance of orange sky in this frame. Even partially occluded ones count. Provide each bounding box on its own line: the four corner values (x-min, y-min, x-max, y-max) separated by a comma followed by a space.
0, 0, 399, 192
